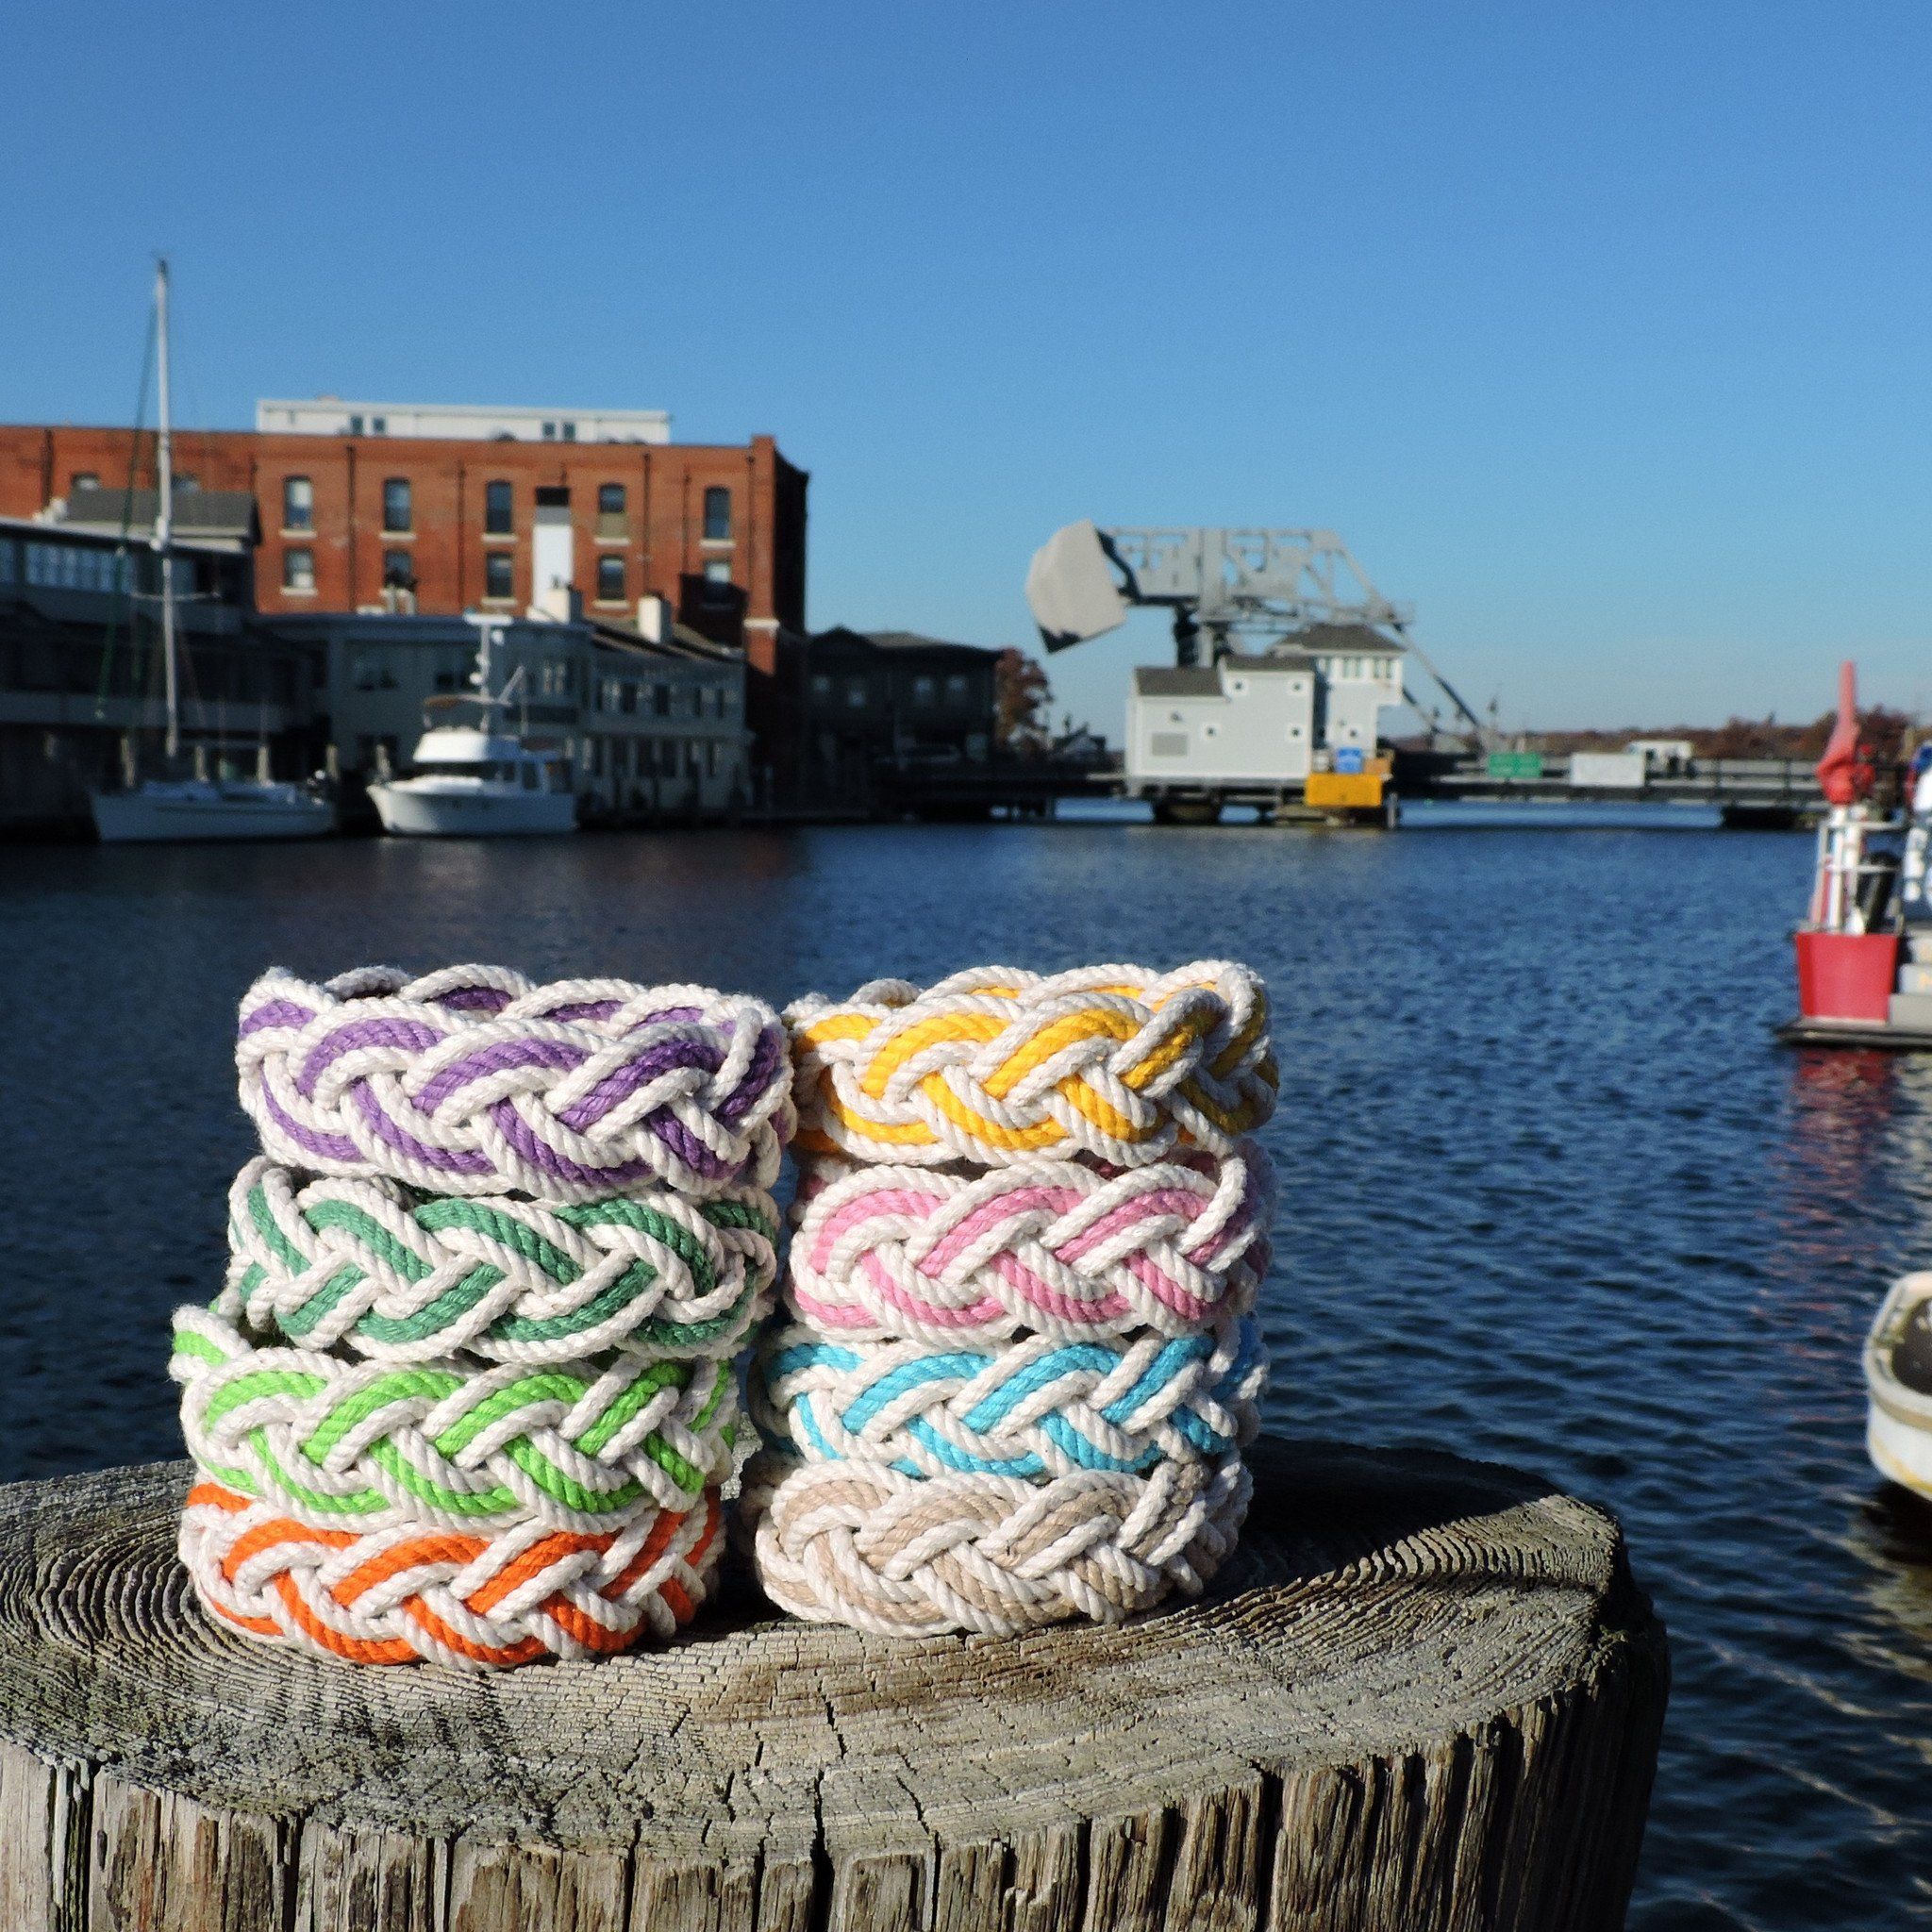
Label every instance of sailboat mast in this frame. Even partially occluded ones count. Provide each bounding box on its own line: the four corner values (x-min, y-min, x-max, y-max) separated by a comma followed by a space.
154, 258, 178, 759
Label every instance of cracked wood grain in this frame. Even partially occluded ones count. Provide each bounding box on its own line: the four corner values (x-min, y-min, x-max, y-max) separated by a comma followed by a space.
0, 1438, 1666, 1931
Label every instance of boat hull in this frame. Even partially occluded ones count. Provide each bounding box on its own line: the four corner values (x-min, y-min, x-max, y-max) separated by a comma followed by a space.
1869, 1405, 1932, 1503
1774, 1015, 1932, 1050
1794, 928, 1901, 1023
369, 785, 576, 838
1864, 1272, 1932, 1503
91, 790, 335, 843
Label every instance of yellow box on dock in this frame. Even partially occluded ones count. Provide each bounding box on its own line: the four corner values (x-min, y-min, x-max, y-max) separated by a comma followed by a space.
1304, 772, 1386, 809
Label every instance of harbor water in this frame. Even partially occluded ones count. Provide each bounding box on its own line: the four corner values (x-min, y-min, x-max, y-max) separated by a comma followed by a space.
3, 821, 1929, 1929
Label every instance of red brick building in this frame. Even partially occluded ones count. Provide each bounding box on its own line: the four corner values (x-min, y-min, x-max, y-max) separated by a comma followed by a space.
0, 420, 807, 673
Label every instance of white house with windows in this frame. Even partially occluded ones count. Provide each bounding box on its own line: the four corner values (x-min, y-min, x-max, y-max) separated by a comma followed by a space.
256, 399, 672, 444
1125, 626, 1407, 793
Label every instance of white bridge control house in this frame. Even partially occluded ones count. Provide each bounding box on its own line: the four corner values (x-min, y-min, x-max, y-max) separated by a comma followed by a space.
1027, 523, 1423, 815
1125, 634, 1405, 792
1131, 659, 1319, 786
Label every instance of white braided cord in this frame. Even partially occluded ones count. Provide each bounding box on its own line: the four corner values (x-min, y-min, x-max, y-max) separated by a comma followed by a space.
742, 1453, 1252, 1638
223, 1157, 777, 1364
785, 1145, 1272, 1342
785, 960, 1275, 1169
751, 1318, 1264, 1481
239, 965, 793, 1201
179, 1479, 721, 1670
173, 1303, 741, 1534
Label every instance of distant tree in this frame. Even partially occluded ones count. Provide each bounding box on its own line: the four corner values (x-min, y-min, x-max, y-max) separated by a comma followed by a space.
995, 648, 1053, 756
1524, 705, 1917, 768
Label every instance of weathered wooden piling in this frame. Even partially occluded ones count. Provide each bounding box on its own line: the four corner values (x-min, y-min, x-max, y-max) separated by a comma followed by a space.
0, 1436, 1666, 1932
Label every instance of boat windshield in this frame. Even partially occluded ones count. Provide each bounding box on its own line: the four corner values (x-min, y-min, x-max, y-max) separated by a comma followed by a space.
424, 760, 520, 782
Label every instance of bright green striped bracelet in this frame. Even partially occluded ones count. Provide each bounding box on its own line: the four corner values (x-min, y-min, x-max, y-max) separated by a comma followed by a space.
171, 1303, 741, 1534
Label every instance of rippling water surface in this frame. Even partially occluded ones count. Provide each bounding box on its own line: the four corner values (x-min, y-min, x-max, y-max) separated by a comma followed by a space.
4, 822, 1930, 1928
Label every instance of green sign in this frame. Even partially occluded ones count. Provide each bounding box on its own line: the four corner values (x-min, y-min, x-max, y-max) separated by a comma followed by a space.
1487, 751, 1544, 781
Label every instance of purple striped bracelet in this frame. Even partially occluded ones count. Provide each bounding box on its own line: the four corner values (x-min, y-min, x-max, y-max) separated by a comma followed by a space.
237, 965, 793, 1201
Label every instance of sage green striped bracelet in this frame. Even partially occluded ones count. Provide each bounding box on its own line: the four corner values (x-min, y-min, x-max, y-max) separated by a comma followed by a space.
222, 1157, 777, 1364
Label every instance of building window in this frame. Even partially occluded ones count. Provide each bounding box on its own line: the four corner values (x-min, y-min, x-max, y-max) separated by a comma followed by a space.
541, 421, 557, 440
24, 541, 132, 594
595, 481, 628, 541
371, 416, 387, 435
809, 674, 831, 702
912, 675, 936, 708
382, 549, 415, 590
702, 558, 733, 606
654, 685, 670, 717
348, 414, 364, 435
620, 680, 638, 714
70, 472, 99, 493
945, 673, 969, 702
350, 648, 397, 691
282, 476, 313, 531
596, 556, 625, 603
382, 477, 412, 533
282, 548, 315, 593
484, 552, 514, 601
484, 479, 512, 535
846, 676, 867, 708
561, 422, 576, 441
703, 486, 731, 541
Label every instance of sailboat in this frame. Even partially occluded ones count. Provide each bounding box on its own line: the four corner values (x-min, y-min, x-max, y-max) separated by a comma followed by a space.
90, 260, 334, 843
367, 618, 576, 837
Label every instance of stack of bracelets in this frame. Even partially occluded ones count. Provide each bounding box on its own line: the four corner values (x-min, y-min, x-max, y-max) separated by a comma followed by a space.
170, 964, 791, 1669
744, 960, 1279, 1637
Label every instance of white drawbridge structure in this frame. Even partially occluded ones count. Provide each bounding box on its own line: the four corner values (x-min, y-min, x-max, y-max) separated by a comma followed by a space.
1024, 522, 1474, 817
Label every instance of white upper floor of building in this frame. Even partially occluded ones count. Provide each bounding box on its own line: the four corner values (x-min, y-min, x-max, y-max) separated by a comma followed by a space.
254, 399, 673, 444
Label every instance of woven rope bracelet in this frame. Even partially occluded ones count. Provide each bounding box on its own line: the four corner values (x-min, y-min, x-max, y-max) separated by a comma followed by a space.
785, 960, 1276, 1169
239, 964, 794, 1201
741, 1452, 1252, 1638
172, 1304, 741, 1535
224, 1156, 777, 1364
179, 1478, 720, 1670
751, 1317, 1264, 1481
785, 1143, 1272, 1343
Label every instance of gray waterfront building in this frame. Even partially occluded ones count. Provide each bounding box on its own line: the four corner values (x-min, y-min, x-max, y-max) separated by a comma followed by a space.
261, 609, 750, 820
1124, 623, 1406, 794
0, 504, 316, 833
0, 498, 750, 831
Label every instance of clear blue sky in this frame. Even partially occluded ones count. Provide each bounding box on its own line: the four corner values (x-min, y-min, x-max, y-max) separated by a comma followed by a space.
5, 2, 1929, 738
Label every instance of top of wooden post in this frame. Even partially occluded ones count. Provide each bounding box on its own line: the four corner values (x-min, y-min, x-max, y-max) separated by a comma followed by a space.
0, 1437, 1666, 1932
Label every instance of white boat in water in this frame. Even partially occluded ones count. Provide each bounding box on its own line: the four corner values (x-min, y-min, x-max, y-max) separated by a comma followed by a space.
1866, 1272, 1932, 1504
91, 260, 334, 845
92, 775, 333, 843
368, 623, 575, 838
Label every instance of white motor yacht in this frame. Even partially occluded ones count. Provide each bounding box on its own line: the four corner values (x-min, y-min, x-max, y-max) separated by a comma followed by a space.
368, 627, 576, 837
369, 724, 575, 838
